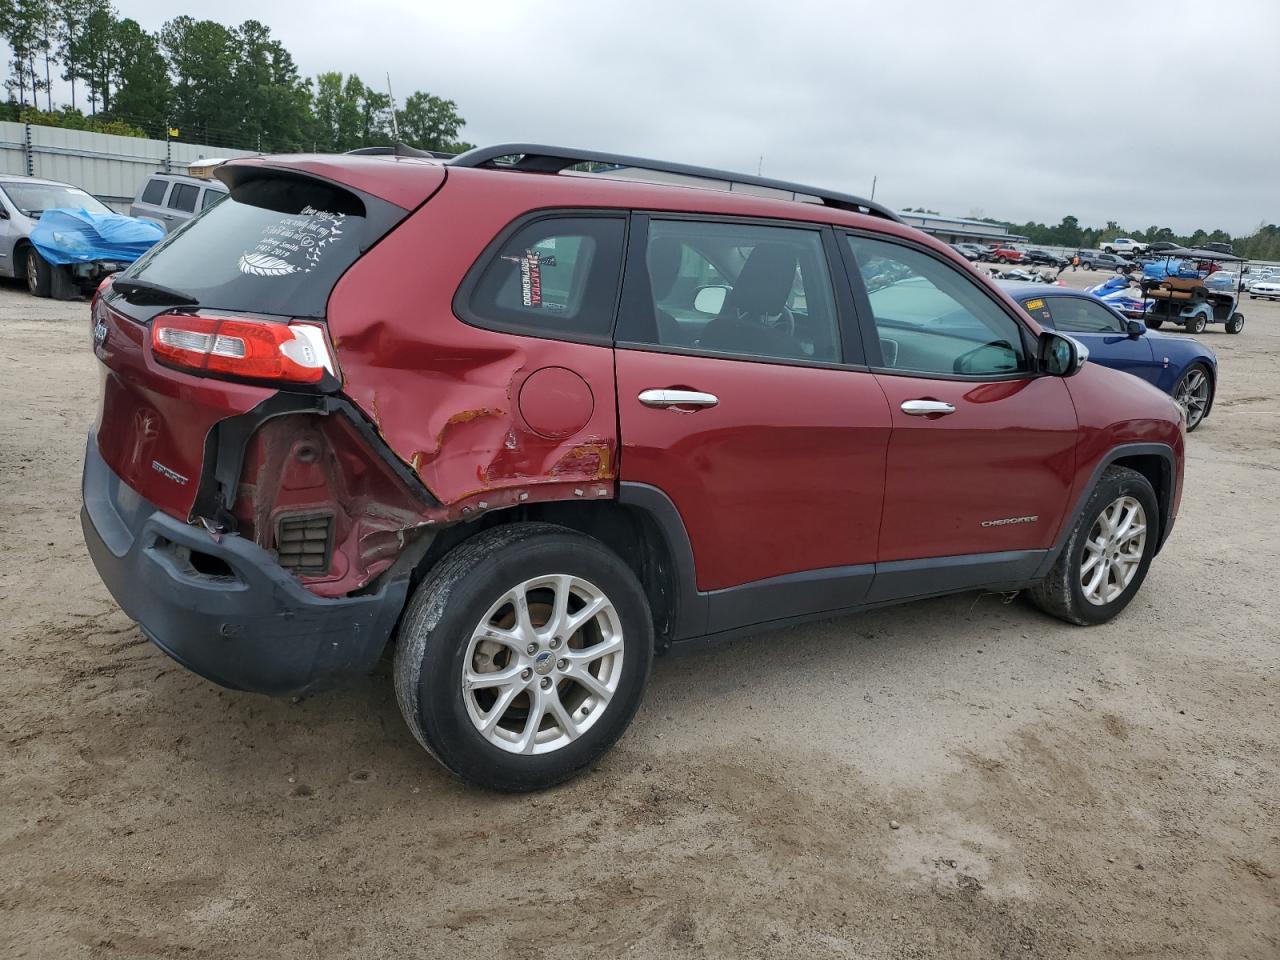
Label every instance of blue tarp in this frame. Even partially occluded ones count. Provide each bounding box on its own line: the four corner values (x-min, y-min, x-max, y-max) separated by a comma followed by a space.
29, 208, 164, 266
1142, 258, 1201, 281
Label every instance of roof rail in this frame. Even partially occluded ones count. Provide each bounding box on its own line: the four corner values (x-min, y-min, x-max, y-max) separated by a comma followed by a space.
345, 143, 456, 160
447, 143, 901, 222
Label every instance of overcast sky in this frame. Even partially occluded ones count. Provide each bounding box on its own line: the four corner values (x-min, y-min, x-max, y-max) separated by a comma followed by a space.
109, 0, 1279, 233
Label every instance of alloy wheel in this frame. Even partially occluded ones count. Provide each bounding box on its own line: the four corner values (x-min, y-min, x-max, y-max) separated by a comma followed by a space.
26, 251, 38, 294
462, 574, 624, 755
1080, 495, 1147, 606
1174, 368, 1210, 429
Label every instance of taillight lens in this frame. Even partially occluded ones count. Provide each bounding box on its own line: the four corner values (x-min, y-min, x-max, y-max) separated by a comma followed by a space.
151, 314, 336, 384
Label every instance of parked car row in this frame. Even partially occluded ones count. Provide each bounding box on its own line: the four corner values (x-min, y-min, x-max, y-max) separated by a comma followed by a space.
81, 143, 1191, 790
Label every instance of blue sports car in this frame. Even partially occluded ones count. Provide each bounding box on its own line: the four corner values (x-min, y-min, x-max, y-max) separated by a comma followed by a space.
1000, 282, 1218, 431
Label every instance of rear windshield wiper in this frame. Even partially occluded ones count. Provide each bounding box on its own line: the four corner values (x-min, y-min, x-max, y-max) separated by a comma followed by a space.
112, 277, 200, 307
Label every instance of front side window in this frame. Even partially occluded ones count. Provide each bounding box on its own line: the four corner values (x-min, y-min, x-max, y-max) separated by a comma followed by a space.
1042, 296, 1123, 333
168, 183, 198, 212
465, 216, 625, 340
846, 235, 1030, 377
619, 218, 840, 363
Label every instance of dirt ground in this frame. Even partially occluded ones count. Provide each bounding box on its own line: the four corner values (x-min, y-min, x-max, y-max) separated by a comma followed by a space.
1, 271, 1277, 960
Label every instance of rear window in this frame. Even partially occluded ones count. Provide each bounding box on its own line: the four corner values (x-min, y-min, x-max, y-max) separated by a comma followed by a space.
122, 174, 380, 319
167, 183, 198, 212
140, 178, 167, 205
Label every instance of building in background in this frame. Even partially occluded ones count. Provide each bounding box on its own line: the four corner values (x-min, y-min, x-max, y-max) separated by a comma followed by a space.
897, 211, 1027, 246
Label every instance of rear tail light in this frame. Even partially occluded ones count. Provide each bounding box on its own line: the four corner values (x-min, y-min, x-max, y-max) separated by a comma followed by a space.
151, 314, 336, 384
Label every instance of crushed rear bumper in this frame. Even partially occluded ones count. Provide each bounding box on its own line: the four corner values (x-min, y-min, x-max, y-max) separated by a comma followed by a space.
81, 435, 408, 695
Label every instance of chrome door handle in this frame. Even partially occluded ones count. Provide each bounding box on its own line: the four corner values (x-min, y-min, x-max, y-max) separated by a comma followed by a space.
638, 389, 719, 409
901, 399, 956, 416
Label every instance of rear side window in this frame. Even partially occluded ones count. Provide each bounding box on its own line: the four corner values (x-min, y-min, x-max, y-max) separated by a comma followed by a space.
462, 216, 625, 341
140, 178, 167, 205
168, 183, 198, 212
200, 188, 225, 210
122, 173, 381, 318
617, 218, 841, 363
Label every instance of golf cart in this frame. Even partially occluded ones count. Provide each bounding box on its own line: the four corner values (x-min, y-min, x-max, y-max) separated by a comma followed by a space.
1140, 246, 1246, 335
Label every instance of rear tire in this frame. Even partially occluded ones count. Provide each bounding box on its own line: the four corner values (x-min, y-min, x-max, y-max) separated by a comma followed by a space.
1184, 313, 1207, 334
25, 248, 52, 298
1082, 261, 1095, 271
1225, 313, 1244, 334
394, 522, 653, 792
1029, 466, 1159, 626
1147, 318, 1163, 329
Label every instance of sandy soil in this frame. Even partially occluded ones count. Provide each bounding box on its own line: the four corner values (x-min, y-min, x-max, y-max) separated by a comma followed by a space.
1, 273, 1277, 959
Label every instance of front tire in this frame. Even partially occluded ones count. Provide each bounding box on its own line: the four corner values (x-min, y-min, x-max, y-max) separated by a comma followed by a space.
1225, 313, 1244, 334
394, 522, 653, 792
1173, 363, 1212, 431
25, 248, 52, 298
1029, 466, 1159, 626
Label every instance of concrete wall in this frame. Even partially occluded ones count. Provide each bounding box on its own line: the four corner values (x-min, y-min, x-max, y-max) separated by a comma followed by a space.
0, 122, 255, 213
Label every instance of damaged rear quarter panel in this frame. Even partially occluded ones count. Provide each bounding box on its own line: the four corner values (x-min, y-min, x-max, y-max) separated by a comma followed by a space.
325, 174, 619, 520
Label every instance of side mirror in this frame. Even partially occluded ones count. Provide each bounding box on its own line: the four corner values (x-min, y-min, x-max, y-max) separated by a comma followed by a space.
1039, 331, 1088, 377
693, 284, 729, 315
1125, 319, 1145, 338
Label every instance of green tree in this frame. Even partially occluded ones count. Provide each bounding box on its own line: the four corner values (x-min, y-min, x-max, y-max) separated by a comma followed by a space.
1056, 215, 1082, 248
78, 0, 118, 114
109, 17, 168, 134
233, 19, 310, 151
310, 70, 344, 151
1, 0, 50, 108
309, 71, 375, 151
160, 15, 238, 141
53, 0, 91, 109
396, 90, 470, 152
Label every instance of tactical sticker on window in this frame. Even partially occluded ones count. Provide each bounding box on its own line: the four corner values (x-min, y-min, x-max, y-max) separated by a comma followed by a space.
502, 249, 555, 307
238, 206, 347, 277
1025, 298, 1045, 311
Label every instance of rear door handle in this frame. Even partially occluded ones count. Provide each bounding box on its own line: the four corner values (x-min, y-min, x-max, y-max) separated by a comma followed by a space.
901, 399, 956, 416
638, 389, 719, 409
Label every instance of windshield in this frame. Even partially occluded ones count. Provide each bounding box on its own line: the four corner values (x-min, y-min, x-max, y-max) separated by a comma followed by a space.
1, 182, 111, 217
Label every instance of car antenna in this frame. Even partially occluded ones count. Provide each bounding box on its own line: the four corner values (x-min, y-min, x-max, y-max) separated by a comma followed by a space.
387, 73, 400, 140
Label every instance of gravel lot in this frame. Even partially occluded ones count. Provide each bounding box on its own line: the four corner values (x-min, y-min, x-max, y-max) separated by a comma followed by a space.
2, 271, 1277, 959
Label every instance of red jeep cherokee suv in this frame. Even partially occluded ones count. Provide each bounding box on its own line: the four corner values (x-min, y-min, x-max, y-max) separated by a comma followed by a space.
82, 145, 1185, 790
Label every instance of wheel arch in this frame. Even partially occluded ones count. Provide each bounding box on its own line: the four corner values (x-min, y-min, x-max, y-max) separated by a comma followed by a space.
409, 484, 701, 652
12, 238, 32, 278
1037, 442, 1178, 579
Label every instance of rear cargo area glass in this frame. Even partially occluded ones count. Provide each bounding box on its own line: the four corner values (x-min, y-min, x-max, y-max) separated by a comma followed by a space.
122, 175, 370, 318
